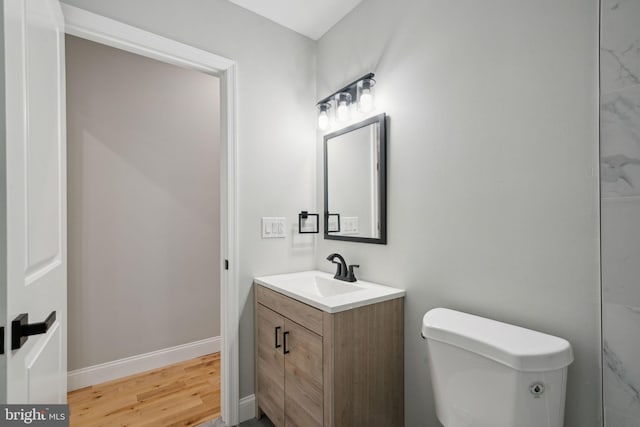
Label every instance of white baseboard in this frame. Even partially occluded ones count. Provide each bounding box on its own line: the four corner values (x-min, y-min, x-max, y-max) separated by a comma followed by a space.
68, 336, 221, 391
239, 394, 256, 423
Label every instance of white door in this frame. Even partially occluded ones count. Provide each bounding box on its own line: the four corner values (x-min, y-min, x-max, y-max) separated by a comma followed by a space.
1, 0, 67, 403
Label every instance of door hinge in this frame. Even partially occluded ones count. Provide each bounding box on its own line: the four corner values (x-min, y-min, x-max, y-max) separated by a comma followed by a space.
224, 259, 229, 270
1, 326, 4, 355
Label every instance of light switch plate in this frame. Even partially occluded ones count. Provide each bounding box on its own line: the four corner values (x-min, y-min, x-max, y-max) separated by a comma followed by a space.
342, 217, 359, 235
262, 217, 286, 238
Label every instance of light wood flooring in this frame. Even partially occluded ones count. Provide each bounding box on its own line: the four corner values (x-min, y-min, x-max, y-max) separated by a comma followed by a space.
68, 353, 220, 427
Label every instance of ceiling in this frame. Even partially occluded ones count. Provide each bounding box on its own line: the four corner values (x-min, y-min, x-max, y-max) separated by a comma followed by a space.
227, 0, 363, 40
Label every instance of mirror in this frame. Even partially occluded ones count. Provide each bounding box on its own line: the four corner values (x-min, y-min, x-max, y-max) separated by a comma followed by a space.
324, 113, 386, 244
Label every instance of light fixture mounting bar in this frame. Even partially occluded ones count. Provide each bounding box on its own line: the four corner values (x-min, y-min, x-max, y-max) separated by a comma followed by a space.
316, 72, 375, 106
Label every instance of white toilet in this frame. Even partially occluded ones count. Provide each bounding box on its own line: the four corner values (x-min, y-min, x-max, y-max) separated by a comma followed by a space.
422, 308, 573, 427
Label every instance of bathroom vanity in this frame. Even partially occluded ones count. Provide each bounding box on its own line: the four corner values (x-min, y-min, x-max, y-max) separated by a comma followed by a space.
253, 271, 405, 427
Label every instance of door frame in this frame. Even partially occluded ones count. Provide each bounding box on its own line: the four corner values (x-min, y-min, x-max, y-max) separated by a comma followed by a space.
61, 5, 240, 425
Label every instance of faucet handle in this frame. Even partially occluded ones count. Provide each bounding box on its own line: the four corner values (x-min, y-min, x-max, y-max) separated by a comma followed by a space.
346, 264, 359, 282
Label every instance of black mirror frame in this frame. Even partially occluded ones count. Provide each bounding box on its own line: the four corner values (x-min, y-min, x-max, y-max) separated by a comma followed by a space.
323, 113, 387, 244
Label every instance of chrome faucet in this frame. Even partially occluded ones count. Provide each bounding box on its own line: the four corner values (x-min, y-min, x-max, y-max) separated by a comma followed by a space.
326, 253, 359, 282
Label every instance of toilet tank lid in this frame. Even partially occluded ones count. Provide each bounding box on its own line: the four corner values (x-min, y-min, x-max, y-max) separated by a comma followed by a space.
422, 308, 573, 372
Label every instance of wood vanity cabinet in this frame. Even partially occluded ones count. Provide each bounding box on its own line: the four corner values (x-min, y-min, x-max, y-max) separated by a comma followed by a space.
254, 283, 404, 427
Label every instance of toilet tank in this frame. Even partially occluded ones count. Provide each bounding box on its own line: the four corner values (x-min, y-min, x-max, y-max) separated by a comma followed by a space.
422, 308, 573, 427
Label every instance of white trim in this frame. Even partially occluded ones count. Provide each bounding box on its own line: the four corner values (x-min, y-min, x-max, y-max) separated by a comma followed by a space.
61, 6, 239, 425
61, 4, 233, 73
220, 63, 240, 426
67, 337, 221, 391
239, 394, 256, 423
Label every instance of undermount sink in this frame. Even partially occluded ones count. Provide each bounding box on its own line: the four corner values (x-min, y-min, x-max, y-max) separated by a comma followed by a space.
254, 270, 405, 313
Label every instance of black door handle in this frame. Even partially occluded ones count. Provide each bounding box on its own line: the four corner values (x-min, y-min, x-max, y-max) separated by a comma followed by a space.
12, 311, 56, 350
283, 331, 290, 354
275, 326, 281, 349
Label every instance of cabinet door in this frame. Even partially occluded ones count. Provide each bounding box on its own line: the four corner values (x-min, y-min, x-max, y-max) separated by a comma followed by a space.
284, 319, 323, 427
257, 304, 285, 427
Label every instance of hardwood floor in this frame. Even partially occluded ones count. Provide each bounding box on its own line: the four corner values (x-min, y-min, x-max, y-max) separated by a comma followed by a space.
68, 353, 220, 427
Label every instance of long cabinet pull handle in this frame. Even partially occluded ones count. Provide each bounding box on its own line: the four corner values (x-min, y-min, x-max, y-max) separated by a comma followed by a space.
283, 331, 290, 354
275, 326, 281, 349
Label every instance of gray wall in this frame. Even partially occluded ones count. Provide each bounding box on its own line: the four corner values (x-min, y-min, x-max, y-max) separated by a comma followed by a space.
60, 0, 317, 394
316, 1, 601, 426
600, 0, 640, 425
61, 2, 604, 425
66, 35, 221, 369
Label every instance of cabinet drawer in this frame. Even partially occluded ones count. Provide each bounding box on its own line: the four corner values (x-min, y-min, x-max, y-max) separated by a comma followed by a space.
256, 285, 323, 336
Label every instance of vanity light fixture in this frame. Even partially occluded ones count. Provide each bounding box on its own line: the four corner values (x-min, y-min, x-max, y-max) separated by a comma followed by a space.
316, 72, 375, 130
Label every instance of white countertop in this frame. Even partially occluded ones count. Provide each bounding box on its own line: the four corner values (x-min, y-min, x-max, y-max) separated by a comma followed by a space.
254, 270, 405, 313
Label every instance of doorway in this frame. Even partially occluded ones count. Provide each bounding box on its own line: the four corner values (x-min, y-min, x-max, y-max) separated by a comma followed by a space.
65, 34, 222, 425
61, 4, 240, 425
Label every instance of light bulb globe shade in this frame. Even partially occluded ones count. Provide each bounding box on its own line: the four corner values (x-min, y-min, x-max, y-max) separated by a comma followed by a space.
318, 110, 329, 130
359, 89, 373, 112
334, 92, 352, 122
357, 78, 376, 113
337, 101, 349, 122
